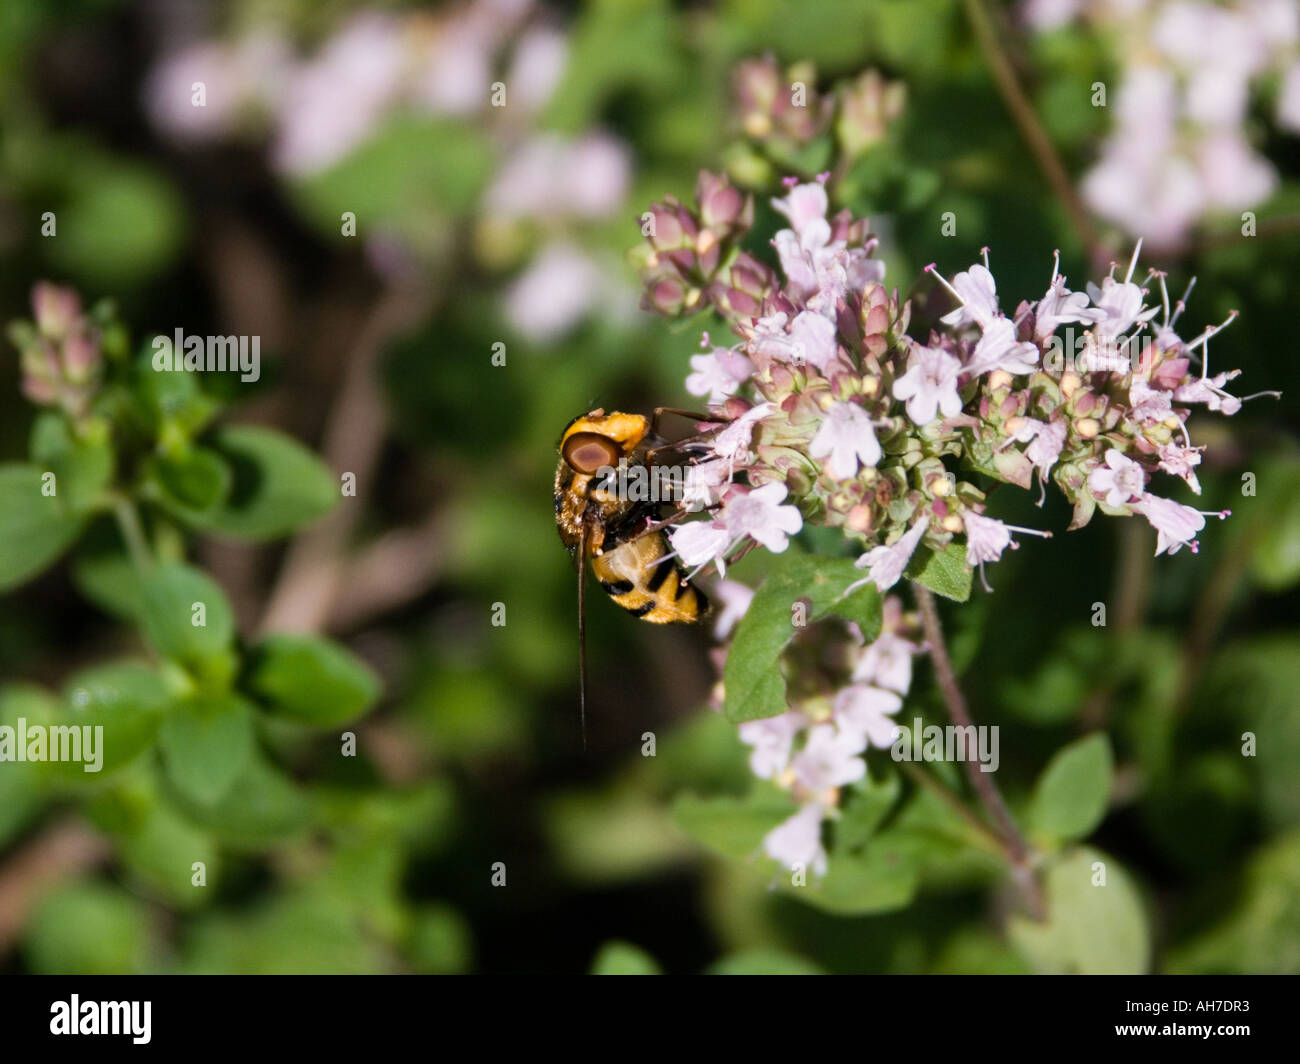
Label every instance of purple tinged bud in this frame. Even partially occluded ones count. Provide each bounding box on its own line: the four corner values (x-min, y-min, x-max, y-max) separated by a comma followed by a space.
647, 203, 684, 249
696, 171, 747, 231
61, 333, 101, 385
835, 69, 906, 158
644, 276, 687, 317
32, 282, 82, 339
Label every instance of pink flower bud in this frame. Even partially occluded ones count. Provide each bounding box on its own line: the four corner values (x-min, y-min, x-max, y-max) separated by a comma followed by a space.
32, 283, 82, 339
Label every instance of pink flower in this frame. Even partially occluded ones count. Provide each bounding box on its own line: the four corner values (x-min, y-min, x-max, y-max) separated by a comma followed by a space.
852, 516, 931, 592
503, 242, 602, 342
1174, 372, 1243, 415
833, 685, 903, 749
1089, 449, 1147, 508
1025, 419, 1066, 477
1034, 276, 1103, 342
738, 711, 804, 779
1130, 380, 1175, 423
1156, 442, 1203, 494
686, 346, 754, 404
893, 345, 962, 426
504, 26, 568, 113
1086, 275, 1158, 341
792, 724, 868, 791
786, 311, 840, 371
938, 262, 1000, 329
967, 317, 1039, 377
669, 520, 732, 574
851, 632, 915, 695
271, 14, 406, 175
770, 183, 884, 316
712, 579, 756, 641
710, 402, 775, 466
771, 182, 831, 248
762, 802, 827, 876
722, 483, 803, 553
486, 133, 631, 220
1131, 493, 1206, 556
809, 401, 881, 480
681, 459, 730, 512
962, 512, 1015, 566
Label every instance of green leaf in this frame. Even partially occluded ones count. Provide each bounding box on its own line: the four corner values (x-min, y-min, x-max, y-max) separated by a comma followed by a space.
25, 882, 153, 975
52, 661, 170, 778
0, 463, 87, 590
797, 842, 921, 915
671, 788, 794, 860
138, 562, 235, 668
132, 350, 222, 438
179, 890, 385, 974
905, 542, 972, 602
1009, 846, 1150, 974
407, 904, 474, 974
1246, 455, 1300, 591
591, 941, 661, 975
1165, 832, 1300, 974
47, 162, 186, 285
1200, 636, 1300, 829
245, 634, 380, 726
158, 694, 256, 806
834, 772, 903, 852
293, 115, 493, 231
1027, 733, 1113, 844
170, 752, 312, 846
723, 553, 882, 723
542, 0, 679, 133
705, 949, 824, 975
145, 445, 232, 520
71, 535, 144, 622
29, 413, 114, 515
202, 425, 338, 539
0, 685, 58, 842
116, 798, 220, 909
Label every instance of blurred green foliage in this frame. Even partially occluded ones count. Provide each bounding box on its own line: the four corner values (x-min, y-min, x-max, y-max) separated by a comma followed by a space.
0, 0, 1296, 975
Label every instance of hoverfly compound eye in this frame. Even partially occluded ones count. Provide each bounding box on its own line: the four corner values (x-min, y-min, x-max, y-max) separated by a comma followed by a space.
563, 432, 621, 474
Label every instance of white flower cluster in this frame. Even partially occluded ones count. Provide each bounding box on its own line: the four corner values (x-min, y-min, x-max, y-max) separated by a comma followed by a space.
723, 593, 921, 877
145, 0, 634, 342
1025, 0, 1300, 246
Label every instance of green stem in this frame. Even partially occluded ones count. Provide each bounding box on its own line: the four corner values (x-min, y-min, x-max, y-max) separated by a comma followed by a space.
898, 761, 1008, 858
112, 497, 154, 575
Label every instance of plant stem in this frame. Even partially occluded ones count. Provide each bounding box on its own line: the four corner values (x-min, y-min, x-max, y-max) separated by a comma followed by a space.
898, 761, 1008, 858
913, 582, 1045, 918
112, 497, 153, 574
962, 0, 1107, 270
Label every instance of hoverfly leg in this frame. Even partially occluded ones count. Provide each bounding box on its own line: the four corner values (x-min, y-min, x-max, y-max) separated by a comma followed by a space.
649, 406, 725, 437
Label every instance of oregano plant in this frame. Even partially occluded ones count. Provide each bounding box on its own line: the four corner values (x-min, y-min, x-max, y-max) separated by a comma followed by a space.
629, 64, 1276, 947
1, 283, 381, 900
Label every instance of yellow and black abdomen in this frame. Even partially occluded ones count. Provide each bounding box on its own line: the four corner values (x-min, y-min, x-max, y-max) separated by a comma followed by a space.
592, 531, 708, 624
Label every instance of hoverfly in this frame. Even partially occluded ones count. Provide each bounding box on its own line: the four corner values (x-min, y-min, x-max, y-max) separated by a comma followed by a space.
555, 407, 717, 743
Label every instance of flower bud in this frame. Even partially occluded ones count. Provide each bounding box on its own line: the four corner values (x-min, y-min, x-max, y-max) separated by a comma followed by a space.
835, 69, 905, 158
32, 282, 82, 340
